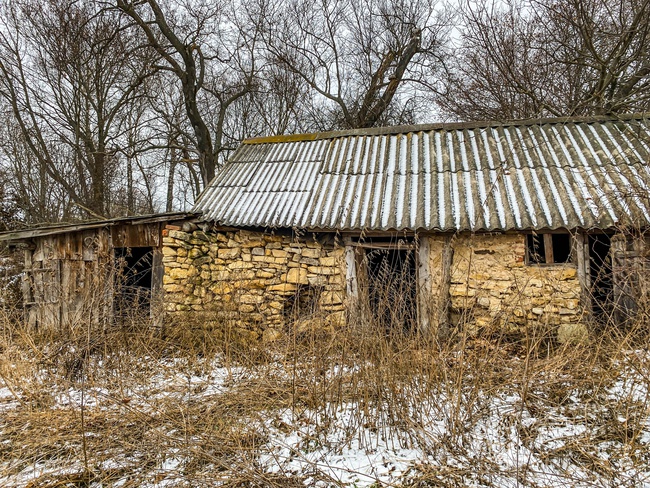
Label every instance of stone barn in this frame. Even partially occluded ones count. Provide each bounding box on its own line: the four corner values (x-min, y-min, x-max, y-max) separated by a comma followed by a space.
4, 114, 650, 341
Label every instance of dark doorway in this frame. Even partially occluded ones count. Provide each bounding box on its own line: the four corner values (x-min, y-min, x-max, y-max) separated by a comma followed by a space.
588, 234, 613, 321
114, 247, 153, 318
364, 247, 417, 332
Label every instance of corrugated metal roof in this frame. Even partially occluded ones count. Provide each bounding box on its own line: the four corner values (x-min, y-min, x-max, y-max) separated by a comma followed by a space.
194, 115, 650, 232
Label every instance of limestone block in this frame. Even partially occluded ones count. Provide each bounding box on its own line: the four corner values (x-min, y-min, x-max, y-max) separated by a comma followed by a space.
477, 297, 491, 308
253, 256, 275, 263
256, 270, 275, 279
177, 247, 188, 257
248, 279, 269, 289
268, 283, 298, 293
162, 247, 177, 257
301, 248, 320, 259
284, 267, 309, 284
168, 267, 191, 280
239, 304, 256, 313
557, 322, 588, 343
560, 268, 577, 280
307, 266, 339, 275
301, 257, 320, 266
268, 301, 284, 310
558, 308, 577, 315
308, 274, 328, 286
169, 230, 191, 242
327, 274, 344, 285
193, 256, 211, 267
218, 248, 240, 260
211, 270, 231, 281
450, 285, 476, 297
192, 230, 209, 242
228, 261, 254, 270
251, 247, 265, 256
320, 290, 344, 305
271, 249, 288, 258
565, 299, 579, 310
164, 284, 186, 293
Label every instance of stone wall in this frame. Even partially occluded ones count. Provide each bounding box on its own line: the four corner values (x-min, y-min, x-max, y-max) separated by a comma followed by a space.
161, 226, 585, 342
428, 233, 585, 341
161, 226, 346, 341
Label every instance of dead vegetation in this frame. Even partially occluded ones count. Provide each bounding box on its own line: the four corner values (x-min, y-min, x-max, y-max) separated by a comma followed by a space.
0, 289, 649, 487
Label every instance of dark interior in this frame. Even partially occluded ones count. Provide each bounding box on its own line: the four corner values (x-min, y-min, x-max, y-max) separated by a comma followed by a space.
114, 246, 153, 315
364, 247, 417, 332
588, 234, 613, 320
526, 233, 572, 264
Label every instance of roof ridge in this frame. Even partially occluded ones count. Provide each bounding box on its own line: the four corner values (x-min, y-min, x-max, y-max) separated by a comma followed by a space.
243, 112, 650, 145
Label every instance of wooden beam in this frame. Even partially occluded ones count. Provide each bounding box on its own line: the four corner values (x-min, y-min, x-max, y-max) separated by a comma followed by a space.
544, 233, 554, 264
437, 235, 454, 340
417, 236, 432, 333
575, 232, 591, 313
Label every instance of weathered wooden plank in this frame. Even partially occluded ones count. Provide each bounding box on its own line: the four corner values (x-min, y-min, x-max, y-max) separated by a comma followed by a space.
345, 245, 359, 299
437, 235, 454, 339
575, 232, 591, 312
544, 233, 554, 264
417, 236, 432, 333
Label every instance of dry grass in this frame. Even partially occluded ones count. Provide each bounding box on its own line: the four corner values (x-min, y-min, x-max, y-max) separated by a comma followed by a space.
0, 294, 649, 487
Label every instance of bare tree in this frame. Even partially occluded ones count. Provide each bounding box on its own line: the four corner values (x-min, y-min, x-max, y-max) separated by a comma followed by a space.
115, 0, 262, 186
264, 0, 450, 130
0, 0, 156, 222
439, 0, 650, 121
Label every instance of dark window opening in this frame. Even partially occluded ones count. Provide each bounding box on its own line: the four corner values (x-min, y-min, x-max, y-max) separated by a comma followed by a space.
526, 233, 572, 264
588, 234, 613, 320
283, 285, 322, 322
114, 247, 153, 317
363, 247, 417, 333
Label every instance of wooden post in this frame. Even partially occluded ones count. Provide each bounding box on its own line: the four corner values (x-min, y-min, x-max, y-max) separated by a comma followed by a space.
417, 236, 432, 333
544, 233, 554, 264
437, 235, 454, 340
575, 232, 591, 313
345, 244, 361, 326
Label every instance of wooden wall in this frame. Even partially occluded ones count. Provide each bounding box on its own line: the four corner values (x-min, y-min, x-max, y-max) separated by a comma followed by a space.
21, 222, 163, 330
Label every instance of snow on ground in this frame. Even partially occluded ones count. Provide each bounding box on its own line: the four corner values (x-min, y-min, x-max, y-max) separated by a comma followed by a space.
0, 352, 649, 487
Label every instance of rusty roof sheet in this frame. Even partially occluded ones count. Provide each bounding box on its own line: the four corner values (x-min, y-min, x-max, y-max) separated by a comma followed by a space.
194, 115, 650, 232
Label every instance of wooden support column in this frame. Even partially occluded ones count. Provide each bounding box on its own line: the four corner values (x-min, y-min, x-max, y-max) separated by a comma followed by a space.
437, 235, 454, 340
575, 232, 591, 313
345, 245, 359, 299
345, 244, 361, 325
417, 236, 432, 333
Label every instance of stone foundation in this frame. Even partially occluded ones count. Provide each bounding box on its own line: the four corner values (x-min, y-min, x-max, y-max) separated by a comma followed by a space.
161, 227, 346, 341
